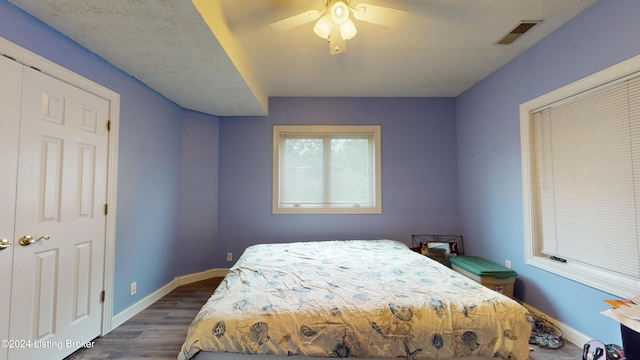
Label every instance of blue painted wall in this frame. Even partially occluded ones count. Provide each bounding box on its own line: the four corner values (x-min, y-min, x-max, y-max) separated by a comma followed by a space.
217, 97, 459, 266
178, 112, 219, 274
0, 1, 219, 314
456, 0, 640, 344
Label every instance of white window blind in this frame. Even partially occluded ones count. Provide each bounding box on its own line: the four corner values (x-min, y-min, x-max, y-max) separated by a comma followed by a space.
531, 76, 640, 281
272, 125, 381, 214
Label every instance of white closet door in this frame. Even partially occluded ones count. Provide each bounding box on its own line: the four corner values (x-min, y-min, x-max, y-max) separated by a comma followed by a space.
0, 53, 23, 360
8, 65, 109, 360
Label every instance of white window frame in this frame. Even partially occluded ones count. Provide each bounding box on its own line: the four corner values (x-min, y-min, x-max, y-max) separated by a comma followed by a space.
520, 54, 640, 299
273, 125, 382, 215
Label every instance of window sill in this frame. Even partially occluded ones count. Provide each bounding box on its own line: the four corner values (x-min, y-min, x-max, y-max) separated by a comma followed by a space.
272, 206, 382, 215
526, 255, 640, 299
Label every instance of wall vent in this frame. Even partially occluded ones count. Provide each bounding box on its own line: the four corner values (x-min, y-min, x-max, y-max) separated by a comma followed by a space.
497, 21, 541, 45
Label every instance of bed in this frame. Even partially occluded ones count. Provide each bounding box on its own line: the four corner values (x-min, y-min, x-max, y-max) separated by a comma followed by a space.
178, 240, 531, 360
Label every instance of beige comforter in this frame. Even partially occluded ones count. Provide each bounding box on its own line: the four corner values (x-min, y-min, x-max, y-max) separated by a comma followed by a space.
179, 240, 531, 360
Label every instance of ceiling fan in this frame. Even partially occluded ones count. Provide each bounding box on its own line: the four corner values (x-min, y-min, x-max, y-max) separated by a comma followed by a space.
270, 0, 407, 55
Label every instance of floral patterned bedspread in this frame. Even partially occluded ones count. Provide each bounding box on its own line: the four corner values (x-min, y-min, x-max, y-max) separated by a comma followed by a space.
178, 240, 531, 360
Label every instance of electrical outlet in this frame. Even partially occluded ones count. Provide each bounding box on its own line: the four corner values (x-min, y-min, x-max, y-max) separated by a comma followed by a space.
227, 252, 233, 262
505, 260, 512, 269
130, 281, 137, 296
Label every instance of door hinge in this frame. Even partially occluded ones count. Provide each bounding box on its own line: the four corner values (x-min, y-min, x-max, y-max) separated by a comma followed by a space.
107, 120, 111, 132
104, 203, 108, 215
100, 290, 105, 303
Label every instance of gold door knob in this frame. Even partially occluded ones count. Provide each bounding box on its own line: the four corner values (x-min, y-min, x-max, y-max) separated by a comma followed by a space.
19, 235, 50, 246
0, 239, 10, 250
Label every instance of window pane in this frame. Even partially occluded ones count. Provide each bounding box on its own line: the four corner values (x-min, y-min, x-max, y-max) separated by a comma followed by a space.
281, 138, 323, 205
520, 59, 640, 298
273, 125, 381, 214
330, 138, 372, 205
533, 81, 640, 278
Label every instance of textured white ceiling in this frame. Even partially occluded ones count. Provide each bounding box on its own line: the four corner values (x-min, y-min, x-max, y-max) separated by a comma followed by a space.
9, 0, 598, 116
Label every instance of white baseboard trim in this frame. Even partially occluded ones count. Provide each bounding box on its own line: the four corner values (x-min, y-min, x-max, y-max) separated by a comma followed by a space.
522, 302, 590, 347
175, 268, 230, 286
110, 268, 229, 331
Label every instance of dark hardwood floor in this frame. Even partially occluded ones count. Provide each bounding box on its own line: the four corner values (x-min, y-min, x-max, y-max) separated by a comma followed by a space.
65, 277, 582, 360
65, 277, 223, 360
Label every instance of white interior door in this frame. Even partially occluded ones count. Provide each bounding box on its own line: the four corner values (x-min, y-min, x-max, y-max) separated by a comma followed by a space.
8, 65, 109, 360
0, 54, 23, 360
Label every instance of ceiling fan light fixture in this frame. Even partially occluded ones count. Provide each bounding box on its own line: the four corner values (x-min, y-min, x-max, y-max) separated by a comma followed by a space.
331, 1, 350, 24
340, 18, 357, 40
313, 15, 331, 39
270, 0, 407, 54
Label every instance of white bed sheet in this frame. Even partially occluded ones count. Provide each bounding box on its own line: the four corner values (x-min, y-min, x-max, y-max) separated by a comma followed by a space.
191, 351, 503, 360
179, 240, 531, 360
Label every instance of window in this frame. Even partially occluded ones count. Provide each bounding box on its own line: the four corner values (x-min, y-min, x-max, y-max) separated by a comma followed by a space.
273, 125, 381, 214
520, 54, 640, 298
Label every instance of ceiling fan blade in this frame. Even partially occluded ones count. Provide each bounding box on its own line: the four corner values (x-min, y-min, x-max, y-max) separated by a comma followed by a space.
270, 10, 323, 31
352, 3, 408, 28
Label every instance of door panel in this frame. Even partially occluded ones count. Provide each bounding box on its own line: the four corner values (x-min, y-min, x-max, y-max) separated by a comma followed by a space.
41, 136, 64, 222
34, 249, 59, 338
0, 54, 23, 360
72, 241, 92, 322
9, 65, 109, 360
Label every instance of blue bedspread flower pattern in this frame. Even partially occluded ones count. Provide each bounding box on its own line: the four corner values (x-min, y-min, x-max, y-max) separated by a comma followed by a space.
178, 240, 531, 360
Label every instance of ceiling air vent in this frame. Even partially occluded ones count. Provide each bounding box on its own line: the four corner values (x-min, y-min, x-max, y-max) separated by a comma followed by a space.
497, 21, 541, 45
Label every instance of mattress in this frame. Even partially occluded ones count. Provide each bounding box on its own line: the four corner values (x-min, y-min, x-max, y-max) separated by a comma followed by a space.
178, 240, 531, 360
